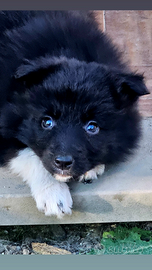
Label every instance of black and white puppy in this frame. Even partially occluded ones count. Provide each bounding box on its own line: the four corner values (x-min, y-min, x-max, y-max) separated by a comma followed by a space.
0, 11, 149, 218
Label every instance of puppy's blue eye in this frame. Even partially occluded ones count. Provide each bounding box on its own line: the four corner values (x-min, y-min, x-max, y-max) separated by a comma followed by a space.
85, 121, 99, 135
41, 116, 54, 129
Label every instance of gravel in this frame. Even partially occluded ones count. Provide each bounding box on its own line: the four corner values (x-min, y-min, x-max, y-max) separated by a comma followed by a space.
0, 222, 152, 255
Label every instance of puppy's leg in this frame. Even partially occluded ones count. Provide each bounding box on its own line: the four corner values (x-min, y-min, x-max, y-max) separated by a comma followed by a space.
79, 164, 105, 183
8, 148, 73, 218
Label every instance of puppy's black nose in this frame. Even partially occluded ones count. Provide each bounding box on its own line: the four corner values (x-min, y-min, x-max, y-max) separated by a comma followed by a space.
54, 155, 73, 170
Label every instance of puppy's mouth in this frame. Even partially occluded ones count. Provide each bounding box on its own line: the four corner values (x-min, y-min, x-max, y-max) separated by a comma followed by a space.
53, 169, 72, 182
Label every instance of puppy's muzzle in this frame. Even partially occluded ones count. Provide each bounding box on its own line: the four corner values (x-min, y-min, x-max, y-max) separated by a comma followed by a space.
54, 155, 73, 171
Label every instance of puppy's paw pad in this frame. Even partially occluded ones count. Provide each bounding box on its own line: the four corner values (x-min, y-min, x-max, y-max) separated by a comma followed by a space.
83, 178, 93, 184
57, 200, 64, 213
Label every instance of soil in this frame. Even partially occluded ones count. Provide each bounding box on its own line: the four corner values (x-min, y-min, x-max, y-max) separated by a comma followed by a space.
0, 222, 152, 255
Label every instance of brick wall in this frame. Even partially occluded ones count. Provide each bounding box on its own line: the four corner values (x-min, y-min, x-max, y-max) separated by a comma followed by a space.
94, 10, 152, 117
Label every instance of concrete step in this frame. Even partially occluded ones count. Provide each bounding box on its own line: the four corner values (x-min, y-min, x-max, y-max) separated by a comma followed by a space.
0, 118, 152, 225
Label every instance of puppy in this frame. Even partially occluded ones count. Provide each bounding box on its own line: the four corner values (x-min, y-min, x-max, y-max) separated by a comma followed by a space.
0, 11, 149, 218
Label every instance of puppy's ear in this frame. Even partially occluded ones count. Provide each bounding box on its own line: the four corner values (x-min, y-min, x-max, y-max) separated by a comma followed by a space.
14, 56, 66, 87
112, 73, 149, 108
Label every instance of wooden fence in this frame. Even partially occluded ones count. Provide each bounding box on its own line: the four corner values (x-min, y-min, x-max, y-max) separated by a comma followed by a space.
95, 10, 152, 117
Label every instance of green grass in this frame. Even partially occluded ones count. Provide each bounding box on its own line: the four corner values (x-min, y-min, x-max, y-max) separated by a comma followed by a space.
88, 225, 152, 255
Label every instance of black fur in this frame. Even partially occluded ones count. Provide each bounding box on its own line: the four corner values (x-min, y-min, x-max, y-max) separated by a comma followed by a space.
0, 11, 149, 179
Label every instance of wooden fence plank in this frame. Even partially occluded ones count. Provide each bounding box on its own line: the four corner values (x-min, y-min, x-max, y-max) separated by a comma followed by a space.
104, 10, 152, 117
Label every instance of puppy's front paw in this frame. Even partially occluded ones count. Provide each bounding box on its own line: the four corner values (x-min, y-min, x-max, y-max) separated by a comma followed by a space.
34, 182, 73, 218
79, 164, 105, 183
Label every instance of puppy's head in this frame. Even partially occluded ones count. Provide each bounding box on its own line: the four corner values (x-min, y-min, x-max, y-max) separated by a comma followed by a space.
1, 56, 149, 181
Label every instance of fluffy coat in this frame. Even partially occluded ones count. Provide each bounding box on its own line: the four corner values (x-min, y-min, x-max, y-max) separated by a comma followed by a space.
0, 11, 149, 217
